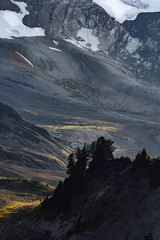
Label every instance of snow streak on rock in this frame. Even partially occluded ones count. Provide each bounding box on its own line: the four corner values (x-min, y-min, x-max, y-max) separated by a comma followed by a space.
49, 47, 62, 52
15, 51, 34, 68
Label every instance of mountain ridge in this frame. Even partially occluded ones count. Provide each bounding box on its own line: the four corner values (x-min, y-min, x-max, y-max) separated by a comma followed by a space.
0, 102, 70, 184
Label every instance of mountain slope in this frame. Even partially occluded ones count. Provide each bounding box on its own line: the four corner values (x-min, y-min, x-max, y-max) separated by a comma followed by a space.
1, 31, 160, 157
0, 102, 70, 184
0, 1, 160, 162
13, 0, 160, 83
1, 139, 160, 240
35, 142, 160, 240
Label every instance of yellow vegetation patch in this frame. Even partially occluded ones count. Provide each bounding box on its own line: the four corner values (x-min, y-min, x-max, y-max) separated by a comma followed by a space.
0, 200, 39, 219
39, 125, 120, 132
23, 109, 38, 116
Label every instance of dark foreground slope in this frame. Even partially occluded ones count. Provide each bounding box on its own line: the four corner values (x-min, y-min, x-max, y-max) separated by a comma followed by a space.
1, 138, 160, 240
38, 138, 160, 240
0, 102, 70, 184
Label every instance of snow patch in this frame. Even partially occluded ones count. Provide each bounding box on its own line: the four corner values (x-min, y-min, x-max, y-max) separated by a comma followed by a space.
126, 37, 142, 54
64, 37, 85, 50
0, 0, 45, 39
53, 40, 59, 46
77, 28, 99, 52
65, 28, 99, 52
93, 0, 160, 23
3, 11, 21, 27
49, 47, 62, 52
15, 51, 34, 68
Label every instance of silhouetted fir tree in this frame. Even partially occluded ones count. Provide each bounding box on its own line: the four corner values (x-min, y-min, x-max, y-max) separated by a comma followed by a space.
134, 148, 149, 170
66, 153, 76, 176
41, 180, 64, 209
89, 136, 115, 171
114, 156, 131, 172
53, 180, 63, 199
75, 145, 88, 177
133, 149, 160, 186
67, 146, 88, 192
41, 137, 160, 213
42, 146, 89, 212
118, 156, 131, 166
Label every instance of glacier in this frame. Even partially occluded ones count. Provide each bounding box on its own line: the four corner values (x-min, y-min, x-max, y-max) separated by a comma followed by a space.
93, 0, 160, 22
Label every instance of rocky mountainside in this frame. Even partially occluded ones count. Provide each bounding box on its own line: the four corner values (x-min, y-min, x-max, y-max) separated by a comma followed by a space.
0, 0, 20, 12
23, 0, 124, 52
43, 165, 159, 240
0, 102, 70, 184
0, 0, 159, 81
1, 35, 160, 158
0, 1, 160, 163
31, 141, 160, 240
119, 11, 160, 82
18, 0, 160, 82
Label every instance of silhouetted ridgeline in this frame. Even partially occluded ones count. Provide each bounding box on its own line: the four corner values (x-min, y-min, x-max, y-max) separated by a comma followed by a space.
41, 137, 160, 213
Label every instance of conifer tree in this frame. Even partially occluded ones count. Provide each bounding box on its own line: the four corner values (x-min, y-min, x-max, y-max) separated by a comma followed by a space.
76, 145, 88, 177
134, 148, 149, 170
66, 153, 76, 176
89, 136, 115, 170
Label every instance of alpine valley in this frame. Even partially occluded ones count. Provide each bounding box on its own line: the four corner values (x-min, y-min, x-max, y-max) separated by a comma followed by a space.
0, 0, 160, 239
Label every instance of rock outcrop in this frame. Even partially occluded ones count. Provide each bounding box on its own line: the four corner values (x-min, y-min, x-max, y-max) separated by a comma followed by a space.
19, 0, 160, 82
0, 0, 20, 12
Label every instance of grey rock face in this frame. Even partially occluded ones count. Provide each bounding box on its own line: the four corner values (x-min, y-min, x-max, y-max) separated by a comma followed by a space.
116, 12, 160, 82
1, 1, 160, 82
19, 0, 160, 82
22, 0, 123, 52
0, 0, 20, 12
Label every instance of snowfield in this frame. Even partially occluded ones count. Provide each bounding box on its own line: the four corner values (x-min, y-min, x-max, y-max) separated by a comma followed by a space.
93, 0, 160, 22
0, 0, 45, 39
65, 27, 100, 52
